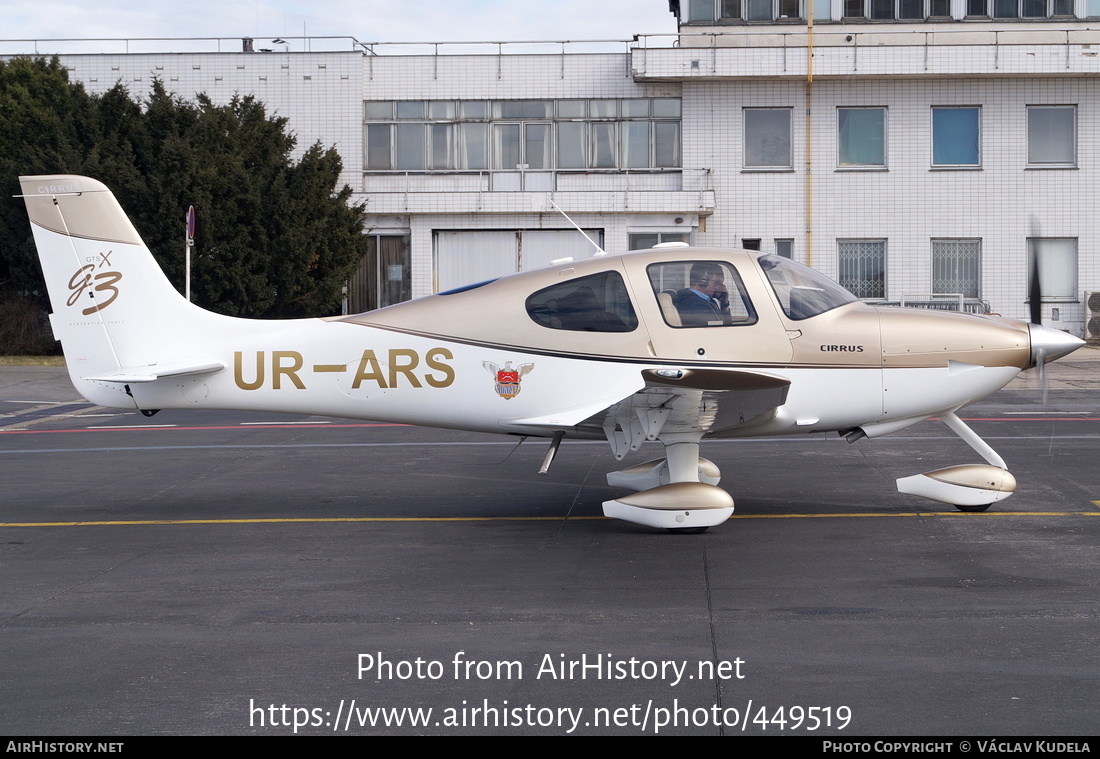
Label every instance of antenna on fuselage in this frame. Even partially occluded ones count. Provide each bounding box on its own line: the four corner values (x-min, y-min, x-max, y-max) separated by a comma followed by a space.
548, 198, 606, 257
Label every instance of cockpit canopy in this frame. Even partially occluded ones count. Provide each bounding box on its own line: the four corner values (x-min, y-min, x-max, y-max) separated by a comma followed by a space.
341, 247, 862, 362
757, 254, 859, 321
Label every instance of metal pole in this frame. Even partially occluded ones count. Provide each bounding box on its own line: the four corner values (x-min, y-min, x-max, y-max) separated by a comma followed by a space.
185, 205, 195, 301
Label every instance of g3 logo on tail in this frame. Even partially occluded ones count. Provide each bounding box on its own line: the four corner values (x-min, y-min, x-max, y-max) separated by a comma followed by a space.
67, 251, 122, 315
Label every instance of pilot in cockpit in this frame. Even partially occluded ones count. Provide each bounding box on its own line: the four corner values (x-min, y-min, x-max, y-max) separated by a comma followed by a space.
673, 262, 730, 327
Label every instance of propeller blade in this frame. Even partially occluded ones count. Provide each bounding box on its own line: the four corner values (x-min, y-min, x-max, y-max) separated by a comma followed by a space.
1028, 215, 1043, 325
1029, 252, 1042, 325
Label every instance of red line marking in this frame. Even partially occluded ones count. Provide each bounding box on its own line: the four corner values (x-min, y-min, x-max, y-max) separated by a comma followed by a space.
0, 423, 408, 435
954, 417, 1100, 422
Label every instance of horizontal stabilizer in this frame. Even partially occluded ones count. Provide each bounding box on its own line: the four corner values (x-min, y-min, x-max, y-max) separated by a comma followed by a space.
84, 360, 226, 384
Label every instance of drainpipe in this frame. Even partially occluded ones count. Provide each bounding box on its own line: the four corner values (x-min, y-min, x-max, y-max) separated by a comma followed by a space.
804, 11, 814, 268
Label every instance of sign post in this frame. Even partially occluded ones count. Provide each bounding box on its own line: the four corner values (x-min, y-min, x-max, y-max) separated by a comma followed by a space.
185, 205, 195, 301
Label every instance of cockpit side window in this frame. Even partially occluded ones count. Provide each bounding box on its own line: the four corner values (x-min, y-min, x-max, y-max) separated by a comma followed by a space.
646, 261, 757, 328
757, 254, 858, 320
525, 271, 638, 332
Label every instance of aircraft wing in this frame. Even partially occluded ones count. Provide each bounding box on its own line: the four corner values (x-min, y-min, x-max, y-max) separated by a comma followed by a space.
586, 368, 791, 458
503, 366, 789, 455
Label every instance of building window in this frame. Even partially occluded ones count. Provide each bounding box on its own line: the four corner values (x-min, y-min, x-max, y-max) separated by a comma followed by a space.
775, 239, 794, 259
870, 0, 925, 18
932, 240, 981, 299
688, 0, 719, 20
364, 98, 680, 173
685, 0, 803, 21
931, 107, 980, 168
744, 108, 792, 170
348, 235, 411, 313
993, 0, 1073, 16
1027, 106, 1075, 167
846, 0, 935, 17
395, 123, 426, 170
630, 232, 691, 250
837, 240, 886, 300
492, 122, 551, 170
1028, 239, 1077, 301
838, 108, 886, 168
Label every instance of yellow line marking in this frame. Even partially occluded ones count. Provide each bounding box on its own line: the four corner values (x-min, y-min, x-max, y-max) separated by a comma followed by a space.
1, 512, 1097, 528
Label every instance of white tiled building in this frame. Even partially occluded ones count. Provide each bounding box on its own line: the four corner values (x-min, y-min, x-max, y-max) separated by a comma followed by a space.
11, 0, 1100, 336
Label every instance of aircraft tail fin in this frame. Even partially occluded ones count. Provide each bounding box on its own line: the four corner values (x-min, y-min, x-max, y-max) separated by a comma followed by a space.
19, 175, 213, 408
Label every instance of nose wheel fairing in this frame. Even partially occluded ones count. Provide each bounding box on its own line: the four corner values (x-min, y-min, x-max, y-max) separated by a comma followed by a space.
894, 411, 1016, 511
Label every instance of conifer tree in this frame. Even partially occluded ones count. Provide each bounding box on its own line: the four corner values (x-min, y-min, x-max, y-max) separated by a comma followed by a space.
0, 57, 366, 350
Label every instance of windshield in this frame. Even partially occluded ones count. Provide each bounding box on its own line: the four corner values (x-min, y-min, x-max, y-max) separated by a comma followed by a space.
758, 255, 858, 320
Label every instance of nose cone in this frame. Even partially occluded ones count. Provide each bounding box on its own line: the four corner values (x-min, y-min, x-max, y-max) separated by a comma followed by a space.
1029, 323, 1085, 367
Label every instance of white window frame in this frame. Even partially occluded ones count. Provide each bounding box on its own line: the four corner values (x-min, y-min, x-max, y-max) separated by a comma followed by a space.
629, 231, 693, 250
1027, 105, 1076, 168
931, 106, 981, 169
837, 107, 887, 169
364, 99, 681, 174
991, 0, 1074, 16
866, 0, 928, 18
744, 107, 793, 170
687, 0, 805, 20
1028, 238, 1078, 302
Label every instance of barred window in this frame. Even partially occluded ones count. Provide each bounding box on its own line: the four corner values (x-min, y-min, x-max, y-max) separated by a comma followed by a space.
837, 240, 886, 300
932, 239, 981, 299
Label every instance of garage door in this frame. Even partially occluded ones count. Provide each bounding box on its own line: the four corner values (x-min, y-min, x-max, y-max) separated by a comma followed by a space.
434, 229, 604, 292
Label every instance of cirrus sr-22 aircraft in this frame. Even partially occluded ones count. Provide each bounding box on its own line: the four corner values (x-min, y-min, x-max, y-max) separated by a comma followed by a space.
19, 174, 1085, 532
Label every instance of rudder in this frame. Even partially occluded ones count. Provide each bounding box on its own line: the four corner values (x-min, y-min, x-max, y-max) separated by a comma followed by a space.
20, 175, 206, 408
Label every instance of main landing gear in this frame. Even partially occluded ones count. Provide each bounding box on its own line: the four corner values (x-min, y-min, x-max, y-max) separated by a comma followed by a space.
602, 434, 734, 532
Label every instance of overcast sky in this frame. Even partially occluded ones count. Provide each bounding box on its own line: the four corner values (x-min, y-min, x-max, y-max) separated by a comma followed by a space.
4, 1, 678, 48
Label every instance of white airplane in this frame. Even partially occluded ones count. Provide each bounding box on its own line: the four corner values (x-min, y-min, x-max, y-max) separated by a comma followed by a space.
19, 174, 1085, 532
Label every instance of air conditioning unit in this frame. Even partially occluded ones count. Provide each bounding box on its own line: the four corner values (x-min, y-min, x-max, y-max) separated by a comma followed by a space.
1086, 291, 1100, 341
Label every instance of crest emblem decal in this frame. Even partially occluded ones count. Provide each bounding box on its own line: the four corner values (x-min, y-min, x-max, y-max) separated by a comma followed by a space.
483, 361, 534, 400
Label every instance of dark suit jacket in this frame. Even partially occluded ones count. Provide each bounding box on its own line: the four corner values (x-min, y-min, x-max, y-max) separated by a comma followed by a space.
673, 288, 723, 327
